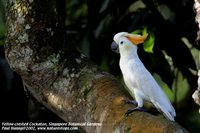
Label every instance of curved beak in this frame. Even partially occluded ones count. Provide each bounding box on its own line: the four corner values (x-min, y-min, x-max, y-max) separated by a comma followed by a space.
111, 41, 119, 54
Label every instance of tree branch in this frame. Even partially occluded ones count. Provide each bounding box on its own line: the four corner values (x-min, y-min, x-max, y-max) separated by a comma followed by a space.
5, 0, 188, 132
193, 0, 200, 113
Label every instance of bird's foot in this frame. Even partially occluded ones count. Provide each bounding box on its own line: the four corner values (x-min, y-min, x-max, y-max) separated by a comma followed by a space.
123, 99, 138, 105
125, 107, 146, 116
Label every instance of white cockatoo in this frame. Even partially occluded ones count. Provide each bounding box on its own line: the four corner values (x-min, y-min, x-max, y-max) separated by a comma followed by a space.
111, 32, 176, 121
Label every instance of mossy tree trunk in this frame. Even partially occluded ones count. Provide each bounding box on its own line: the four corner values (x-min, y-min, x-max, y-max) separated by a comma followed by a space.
5, 0, 188, 132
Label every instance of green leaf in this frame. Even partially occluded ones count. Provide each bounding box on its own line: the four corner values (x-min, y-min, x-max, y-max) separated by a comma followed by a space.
131, 27, 155, 53
131, 29, 142, 34
131, 26, 148, 35
172, 68, 190, 103
143, 32, 155, 53
142, 26, 148, 35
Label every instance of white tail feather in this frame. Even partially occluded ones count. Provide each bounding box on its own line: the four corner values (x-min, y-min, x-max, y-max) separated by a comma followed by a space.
154, 101, 176, 121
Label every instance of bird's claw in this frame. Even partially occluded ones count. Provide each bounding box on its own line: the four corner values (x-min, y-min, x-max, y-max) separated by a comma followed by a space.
125, 107, 146, 117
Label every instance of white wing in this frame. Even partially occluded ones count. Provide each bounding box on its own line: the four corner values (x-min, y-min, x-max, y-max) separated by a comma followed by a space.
124, 59, 176, 121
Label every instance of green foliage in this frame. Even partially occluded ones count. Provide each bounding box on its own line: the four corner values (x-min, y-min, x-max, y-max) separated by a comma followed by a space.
131, 27, 155, 53
182, 37, 200, 69
65, 0, 88, 27
143, 32, 155, 53
172, 68, 191, 104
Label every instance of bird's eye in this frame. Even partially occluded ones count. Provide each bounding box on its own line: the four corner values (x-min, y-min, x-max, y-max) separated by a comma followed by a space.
120, 41, 124, 45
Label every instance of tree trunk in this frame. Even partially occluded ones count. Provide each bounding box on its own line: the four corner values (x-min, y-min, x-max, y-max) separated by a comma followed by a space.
5, 0, 188, 132
193, 0, 200, 113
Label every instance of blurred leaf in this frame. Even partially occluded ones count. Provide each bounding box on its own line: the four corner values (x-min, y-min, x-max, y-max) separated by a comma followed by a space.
181, 37, 200, 69
99, 0, 110, 13
129, 0, 146, 12
172, 68, 190, 103
65, 1, 88, 26
157, 4, 175, 23
80, 33, 90, 57
186, 110, 200, 132
95, 14, 113, 39
162, 50, 174, 71
153, 73, 174, 102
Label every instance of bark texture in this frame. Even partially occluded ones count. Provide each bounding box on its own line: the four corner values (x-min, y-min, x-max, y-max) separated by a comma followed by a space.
193, 0, 200, 113
5, 0, 188, 132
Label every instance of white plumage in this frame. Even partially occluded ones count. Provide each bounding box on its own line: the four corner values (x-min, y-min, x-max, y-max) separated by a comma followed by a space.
112, 32, 176, 121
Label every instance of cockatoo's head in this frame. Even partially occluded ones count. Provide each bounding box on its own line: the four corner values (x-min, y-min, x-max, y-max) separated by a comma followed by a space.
111, 32, 148, 55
